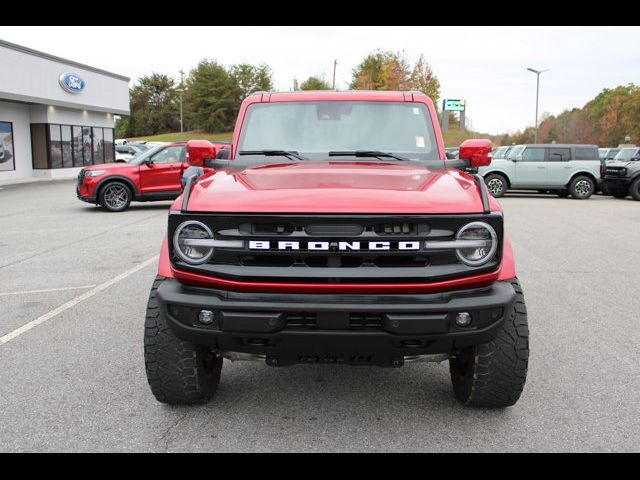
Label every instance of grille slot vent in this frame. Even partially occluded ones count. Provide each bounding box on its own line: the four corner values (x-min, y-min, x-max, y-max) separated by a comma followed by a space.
349, 313, 383, 329
286, 312, 317, 328
304, 224, 364, 236
375, 223, 430, 235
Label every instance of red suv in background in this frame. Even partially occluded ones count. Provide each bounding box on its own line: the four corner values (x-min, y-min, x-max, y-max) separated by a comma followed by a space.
76, 141, 229, 211
77, 142, 187, 211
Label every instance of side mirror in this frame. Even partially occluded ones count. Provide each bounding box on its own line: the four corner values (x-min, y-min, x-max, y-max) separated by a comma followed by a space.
181, 166, 204, 190
186, 139, 217, 167
459, 139, 492, 167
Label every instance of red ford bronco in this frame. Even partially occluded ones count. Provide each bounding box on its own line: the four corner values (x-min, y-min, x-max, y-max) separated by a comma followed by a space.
144, 90, 529, 408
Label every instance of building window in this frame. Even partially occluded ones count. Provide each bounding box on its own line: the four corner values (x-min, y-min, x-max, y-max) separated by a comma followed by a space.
49, 124, 63, 168
104, 129, 114, 162
0, 121, 16, 172
31, 123, 116, 169
61, 125, 73, 168
92, 127, 104, 164
31, 124, 48, 169
72, 126, 84, 167
82, 127, 92, 166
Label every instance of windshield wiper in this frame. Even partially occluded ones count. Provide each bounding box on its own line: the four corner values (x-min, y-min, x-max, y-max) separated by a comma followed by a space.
328, 150, 412, 162
239, 150, 309, 162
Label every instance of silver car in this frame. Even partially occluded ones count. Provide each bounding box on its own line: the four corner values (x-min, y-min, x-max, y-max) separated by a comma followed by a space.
478, 144, 601, 199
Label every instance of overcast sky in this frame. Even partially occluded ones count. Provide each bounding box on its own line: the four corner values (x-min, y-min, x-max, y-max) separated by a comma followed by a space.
2, 26, 639, 134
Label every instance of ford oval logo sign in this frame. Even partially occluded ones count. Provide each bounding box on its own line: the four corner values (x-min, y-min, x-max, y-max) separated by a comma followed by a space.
58, 72, 85, 94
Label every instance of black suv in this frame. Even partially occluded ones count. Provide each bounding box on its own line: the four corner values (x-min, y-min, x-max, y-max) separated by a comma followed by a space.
601, 147, 640, 199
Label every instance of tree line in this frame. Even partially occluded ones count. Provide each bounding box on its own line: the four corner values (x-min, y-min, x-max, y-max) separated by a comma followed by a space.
116, 50, 441, 137
496, 84, 640, 147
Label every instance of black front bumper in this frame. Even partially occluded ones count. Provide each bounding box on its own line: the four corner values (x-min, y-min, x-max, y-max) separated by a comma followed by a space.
602, 177, 631, 188
156, 278, 516, 367
76, 187, 97, 203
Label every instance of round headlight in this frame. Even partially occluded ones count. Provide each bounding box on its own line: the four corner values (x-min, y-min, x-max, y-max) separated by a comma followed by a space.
173, 221, 214, 265
455, 222, 498, 266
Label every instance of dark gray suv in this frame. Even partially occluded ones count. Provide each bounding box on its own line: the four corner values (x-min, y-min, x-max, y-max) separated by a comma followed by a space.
601, 147, 640, 200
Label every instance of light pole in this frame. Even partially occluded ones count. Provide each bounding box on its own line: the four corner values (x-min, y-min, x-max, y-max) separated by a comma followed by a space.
178, 69, 185, 133
527, 67, 549, 143
332, 59, 337, 90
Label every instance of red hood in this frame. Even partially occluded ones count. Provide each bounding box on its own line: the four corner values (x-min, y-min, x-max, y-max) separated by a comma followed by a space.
182, 162, 499, 214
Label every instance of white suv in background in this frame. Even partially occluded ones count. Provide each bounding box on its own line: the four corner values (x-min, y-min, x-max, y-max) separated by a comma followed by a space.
478, 144, 601, 199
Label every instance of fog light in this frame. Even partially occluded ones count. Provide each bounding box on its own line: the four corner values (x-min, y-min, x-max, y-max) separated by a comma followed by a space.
455, 312, 472, 327
198, 310, 215, 325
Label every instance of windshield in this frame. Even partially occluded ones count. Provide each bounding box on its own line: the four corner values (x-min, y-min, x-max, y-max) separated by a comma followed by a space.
130, 144, 150, 154
127, 146, 163, 165
506, 145, 525, 160
614, 148, 639, 162
492, 146, 508, 159
237, 101, 439, 161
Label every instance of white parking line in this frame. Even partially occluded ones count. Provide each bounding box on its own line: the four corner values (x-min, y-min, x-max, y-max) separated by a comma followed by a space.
0, 285, 96, 296
0, 255, 159, 345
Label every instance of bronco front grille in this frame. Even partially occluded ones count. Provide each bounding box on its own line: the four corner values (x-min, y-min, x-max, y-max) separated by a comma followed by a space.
605, 167, 626, 176
168, 213, 503, 284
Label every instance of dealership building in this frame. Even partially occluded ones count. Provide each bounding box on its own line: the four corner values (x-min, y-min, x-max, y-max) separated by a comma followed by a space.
0, 39, 130, 181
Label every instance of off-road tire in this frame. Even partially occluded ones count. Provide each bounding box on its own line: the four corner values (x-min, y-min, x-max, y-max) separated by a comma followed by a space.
449, 278, 529, 408
99, 181, 132, 212
484, 173, 508, 198
144, 276, 222, 405
568, 175, 595, 200
629, 178, 640, 201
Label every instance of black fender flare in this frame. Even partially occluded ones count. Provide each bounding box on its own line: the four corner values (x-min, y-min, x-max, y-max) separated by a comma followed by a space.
567, 171, 598, 188
482, 170, 512, 188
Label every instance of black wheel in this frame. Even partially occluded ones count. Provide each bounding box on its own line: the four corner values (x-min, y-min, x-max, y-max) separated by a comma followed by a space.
450, 278, 529, 408
484, 173, 507, 198
144, 276, 223, 405
99, 181, 132, 212
568, 175, 595, 200
629, 178, 640, 201
610, 188, 628, 199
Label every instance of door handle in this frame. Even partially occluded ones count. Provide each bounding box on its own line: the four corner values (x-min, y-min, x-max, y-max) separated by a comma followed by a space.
537, 166, 545, 169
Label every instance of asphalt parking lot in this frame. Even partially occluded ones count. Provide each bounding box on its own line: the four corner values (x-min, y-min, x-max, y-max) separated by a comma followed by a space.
0, 179, 639, 452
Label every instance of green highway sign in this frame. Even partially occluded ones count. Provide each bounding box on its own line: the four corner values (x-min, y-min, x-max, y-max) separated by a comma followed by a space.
443, 99, 466, 111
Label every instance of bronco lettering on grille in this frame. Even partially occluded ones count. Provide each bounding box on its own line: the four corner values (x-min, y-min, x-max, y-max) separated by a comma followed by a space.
248, 240, 420, 251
